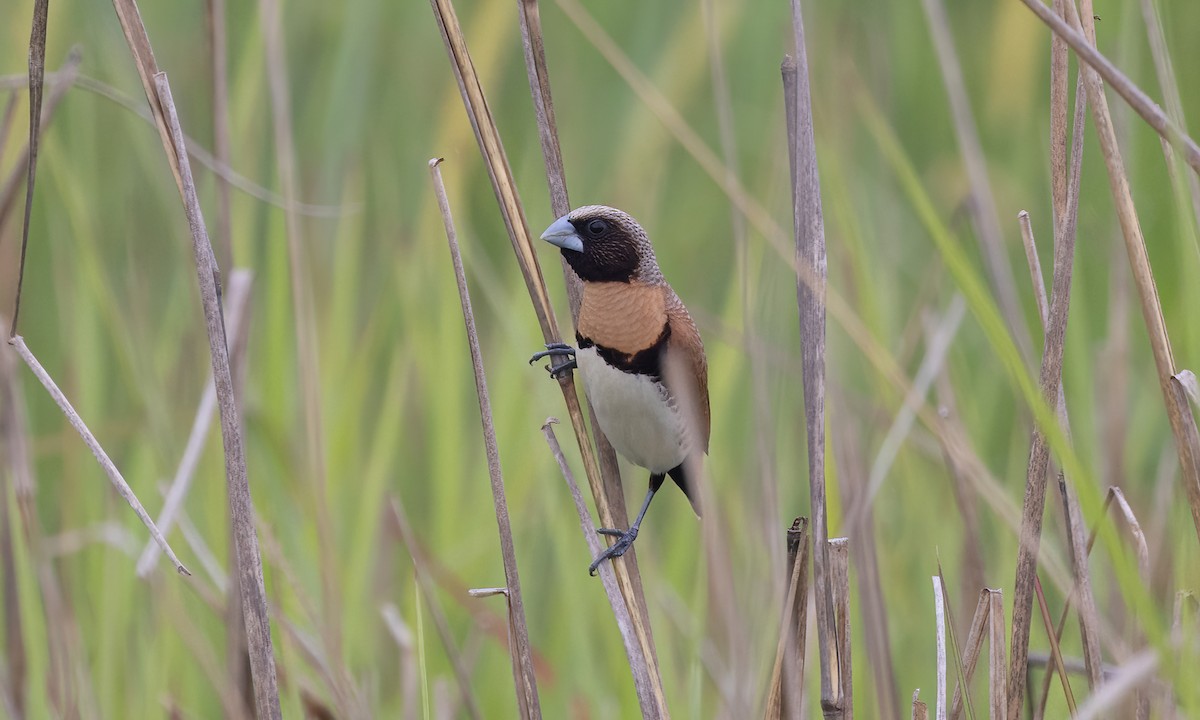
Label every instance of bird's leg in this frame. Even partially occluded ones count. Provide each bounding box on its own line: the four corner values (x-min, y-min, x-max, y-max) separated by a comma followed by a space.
588, 481, 660, 576
528, 342, 576, 378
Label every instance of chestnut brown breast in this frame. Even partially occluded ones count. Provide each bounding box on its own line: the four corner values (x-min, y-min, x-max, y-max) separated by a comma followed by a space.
576, 281, 668, 354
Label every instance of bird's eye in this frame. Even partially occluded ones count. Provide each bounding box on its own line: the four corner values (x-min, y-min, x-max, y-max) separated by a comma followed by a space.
585, 219, 608, 237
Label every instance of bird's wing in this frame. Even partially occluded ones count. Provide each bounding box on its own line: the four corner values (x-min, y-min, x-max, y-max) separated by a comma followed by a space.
663, 290, 710, 454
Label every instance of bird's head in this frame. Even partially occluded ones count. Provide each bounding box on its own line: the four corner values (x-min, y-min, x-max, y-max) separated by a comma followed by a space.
540, 205, 661, 283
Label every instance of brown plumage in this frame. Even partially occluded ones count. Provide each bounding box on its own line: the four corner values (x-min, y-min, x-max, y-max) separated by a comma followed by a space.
536, 205, 709, 574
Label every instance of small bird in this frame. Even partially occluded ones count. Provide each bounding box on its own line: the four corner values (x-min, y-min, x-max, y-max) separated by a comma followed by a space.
531, 205, 709, 575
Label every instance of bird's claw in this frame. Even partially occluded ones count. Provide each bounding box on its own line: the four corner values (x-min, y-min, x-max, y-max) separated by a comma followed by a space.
588, 526, 639, 576
529, 342, 576, 378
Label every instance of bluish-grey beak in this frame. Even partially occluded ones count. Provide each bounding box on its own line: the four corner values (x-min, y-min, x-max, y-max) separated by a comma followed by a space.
540, 215, 585, 253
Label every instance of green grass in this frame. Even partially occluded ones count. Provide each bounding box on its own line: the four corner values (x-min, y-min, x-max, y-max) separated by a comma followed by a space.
2, 0, 1199, 717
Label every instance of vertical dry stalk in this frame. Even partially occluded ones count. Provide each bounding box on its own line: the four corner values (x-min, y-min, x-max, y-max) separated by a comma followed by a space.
514, 0, 659, 673
911, 691, 928, 720
919, 0, 1033, 363
429, 158, 541, 719
987, 590, 1006, 720
542, 420, 662, 719
828, 538, 853, 719
765, 517, 811, 720
1006, 14, 1087, 708
1040, 7, 1106, 686
784, 0, 836, 710
152, 74, 281, 719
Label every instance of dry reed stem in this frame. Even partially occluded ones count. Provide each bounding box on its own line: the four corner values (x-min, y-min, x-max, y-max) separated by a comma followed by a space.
8, 0, 48, 338
8, 335, 189, 575
1018, 0, 1200, 176
1032, 576, 1077, 713
912, 690, 928, 720
988, 590, 1006, 720
784, 0, 836, 708
388, 497, 485, 720
827, 538, 852, 719
514, 0, 658, 671
1060, 0, 1200, 546
933, 576, 947, 720
1006, 8, 1087, 704
547, 0, 1053, 590
136, 269, 253, 577
430, 158, 541, 719
541, 420, 661, 719
427, 0, 666, 711
949, 589, 988, 720
765, 517, 811, 720
152, 73, 281, 718
919, 0, 1033, 363
1041, 11, 1106, 687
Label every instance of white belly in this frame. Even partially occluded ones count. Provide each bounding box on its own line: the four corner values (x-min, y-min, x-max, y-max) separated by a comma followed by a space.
576, 346, 687, 474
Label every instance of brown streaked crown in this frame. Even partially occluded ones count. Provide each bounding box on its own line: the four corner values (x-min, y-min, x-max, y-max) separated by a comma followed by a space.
557, 206, 662, 284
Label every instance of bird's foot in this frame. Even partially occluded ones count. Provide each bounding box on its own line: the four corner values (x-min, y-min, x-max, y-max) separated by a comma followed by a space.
588, 526, 639, 576
529, 342, 576, 378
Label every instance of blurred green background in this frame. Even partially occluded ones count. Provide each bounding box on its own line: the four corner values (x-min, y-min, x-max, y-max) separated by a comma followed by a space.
1, 0, 1199, 717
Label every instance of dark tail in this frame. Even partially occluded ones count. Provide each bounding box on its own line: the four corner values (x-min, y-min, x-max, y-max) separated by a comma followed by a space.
667, 463, 701, 517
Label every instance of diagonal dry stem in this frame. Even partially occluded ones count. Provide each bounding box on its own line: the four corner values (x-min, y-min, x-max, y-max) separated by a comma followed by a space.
1018, 0, 1200, 177
542, 420, 662, 719
9, 335, 189, 575
152, 72, 280, 718
513, 0, 661, 691
430, 158, 541, 719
